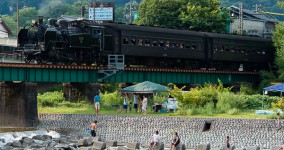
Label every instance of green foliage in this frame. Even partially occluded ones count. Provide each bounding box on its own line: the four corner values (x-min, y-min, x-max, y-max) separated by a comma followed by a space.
153, 93, 168, 104
216, 92, 247, 113
272, 97, 284, 110
0, 15, 16, 35
227, 108, 239, 115
179, 0, 229, 32
258, 70, 278, 92
273, 22, 284, 80
243, 94, 279, 109
239, 82, 257, 95
136, 0, 184, 28
37, 91, 65, 107
101, 91, 124, 106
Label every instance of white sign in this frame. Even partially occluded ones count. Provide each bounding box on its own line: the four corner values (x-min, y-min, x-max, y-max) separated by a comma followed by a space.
89, 7, 113, 21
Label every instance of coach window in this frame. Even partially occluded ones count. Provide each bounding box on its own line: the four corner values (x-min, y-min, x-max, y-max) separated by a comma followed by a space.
138, 39, 143, 45
220, 46, 224, 51
257, 49, 261, 54
241, 49, 245, 53
252, 49, 256, 54
262, 50, 266, 54
131, 38, 136, 45
171, 43, 177, 48
159, 41, 164, 47
185, 44, 191, 49
123, 38, 129, 44
236, 49, 240, 53
166, 41, 170, 47
191, 44, 196, 50
145, 40, 150, 46
179, 43, 184, 48
152, 41, 158, 46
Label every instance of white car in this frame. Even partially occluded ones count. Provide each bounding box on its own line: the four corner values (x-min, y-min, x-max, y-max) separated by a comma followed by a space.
167, 98, 178, 112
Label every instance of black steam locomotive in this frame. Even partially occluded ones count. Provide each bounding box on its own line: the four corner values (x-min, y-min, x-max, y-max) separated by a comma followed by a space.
17, 17, 275, 71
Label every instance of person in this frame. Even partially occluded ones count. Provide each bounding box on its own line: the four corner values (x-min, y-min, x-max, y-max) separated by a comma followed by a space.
150, 130, 160, 149
138, 95, 143, 113
129, 101, 133, 112
133, 94, 138, 112
90, 120, 97, 140
123, 94, 128, 113
171, 132, 180, 150
277, 112, 281, 130
226, 136, 230, 150
142, 95, 148, 115
94, 91, 100, 115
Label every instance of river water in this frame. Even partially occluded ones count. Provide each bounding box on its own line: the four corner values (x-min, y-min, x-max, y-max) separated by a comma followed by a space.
0, 128, 60, 148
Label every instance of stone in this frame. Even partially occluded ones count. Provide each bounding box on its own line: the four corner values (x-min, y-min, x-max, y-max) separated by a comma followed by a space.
176, 143, 186, 150
151, 142, 164, 150
54, 143, 70, 149
78, 138, 93, 147
197, 144, 210, 150
247, 146, 260, 150
126, 142, 140, 149
32, 135, 43, 141
92, 141, 106, 150
23, 137, 34, 144
42, 135, 52, 141
106, 141, 118, 148
12, 140, 21, 147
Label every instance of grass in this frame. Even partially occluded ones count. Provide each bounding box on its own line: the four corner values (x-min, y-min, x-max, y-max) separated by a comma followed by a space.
38, 106, 270, 119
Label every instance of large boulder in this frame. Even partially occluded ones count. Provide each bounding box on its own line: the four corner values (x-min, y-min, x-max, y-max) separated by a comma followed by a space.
78, 138, 93, 147
92, 141, 106, 150
12, 140, 22, 147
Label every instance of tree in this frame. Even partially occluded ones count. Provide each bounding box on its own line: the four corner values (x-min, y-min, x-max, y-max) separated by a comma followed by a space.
272, 22, 284, 80
179, 0, 229, 32
135, 0, 229, 32
38, 0, 67, 18
14, 7, 38, 27
1, 15, 16, 35
135, 0, 184, 28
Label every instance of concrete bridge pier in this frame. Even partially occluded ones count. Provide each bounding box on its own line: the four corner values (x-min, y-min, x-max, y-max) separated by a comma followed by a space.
0, 82, 38, 127
62, 83, 100, 102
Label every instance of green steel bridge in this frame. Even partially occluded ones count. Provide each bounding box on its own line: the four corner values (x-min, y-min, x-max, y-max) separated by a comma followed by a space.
0, 63, 259, 84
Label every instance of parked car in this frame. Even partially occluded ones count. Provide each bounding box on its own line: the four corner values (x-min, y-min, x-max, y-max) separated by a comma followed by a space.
167, 98, 178, 112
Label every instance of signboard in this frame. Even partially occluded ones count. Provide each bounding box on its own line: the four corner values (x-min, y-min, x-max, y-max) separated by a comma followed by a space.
89, 7, 113, 21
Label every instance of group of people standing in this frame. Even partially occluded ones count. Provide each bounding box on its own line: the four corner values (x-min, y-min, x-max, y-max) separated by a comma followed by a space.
123, 94, 148, 115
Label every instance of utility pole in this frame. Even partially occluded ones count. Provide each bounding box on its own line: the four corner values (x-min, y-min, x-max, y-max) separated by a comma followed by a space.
129, 0, 132, 24
239, 2, 243, 35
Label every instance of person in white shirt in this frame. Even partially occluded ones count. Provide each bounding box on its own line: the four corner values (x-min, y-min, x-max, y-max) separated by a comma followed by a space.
133, 94, 138, 112
150, 130, 160, 149
142, 95, 148, 115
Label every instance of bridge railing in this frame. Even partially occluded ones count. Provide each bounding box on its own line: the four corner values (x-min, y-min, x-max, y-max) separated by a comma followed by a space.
0, 38, 17, 46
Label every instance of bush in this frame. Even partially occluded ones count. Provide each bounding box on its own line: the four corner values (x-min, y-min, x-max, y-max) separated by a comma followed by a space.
38, 91, 65, 107
243, 94, 279, 109
272, 97, 284, 110
227, 108, 239, 115
101, 91, 124, 106
216, 92, 247, 113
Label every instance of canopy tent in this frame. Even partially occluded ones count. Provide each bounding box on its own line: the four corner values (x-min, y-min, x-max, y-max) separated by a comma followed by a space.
262, 83, 284, 109
121, 81, 170, 93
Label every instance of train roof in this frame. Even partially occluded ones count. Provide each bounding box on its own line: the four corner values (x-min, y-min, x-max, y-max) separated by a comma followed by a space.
202, 32, 273, 42
99, 22, 205, 37
99, 22, 272, 42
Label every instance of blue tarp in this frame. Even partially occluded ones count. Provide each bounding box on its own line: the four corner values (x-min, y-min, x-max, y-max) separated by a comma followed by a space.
263, 83, 284, 92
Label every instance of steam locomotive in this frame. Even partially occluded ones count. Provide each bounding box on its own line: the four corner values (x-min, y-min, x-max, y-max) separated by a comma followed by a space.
17, 17, 275, 71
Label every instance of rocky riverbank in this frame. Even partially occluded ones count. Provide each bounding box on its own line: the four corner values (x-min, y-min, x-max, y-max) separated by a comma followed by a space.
35, 114, 284, 149
1, 114, 283, 149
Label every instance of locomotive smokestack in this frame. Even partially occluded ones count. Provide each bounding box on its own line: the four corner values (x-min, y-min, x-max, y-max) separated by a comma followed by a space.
38, 16, 43, 25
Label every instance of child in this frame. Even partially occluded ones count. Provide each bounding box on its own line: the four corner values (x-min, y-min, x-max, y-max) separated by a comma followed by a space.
226, 136, 230, 150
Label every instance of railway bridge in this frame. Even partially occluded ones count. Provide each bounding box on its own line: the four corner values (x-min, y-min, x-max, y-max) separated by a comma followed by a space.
0, 62, 259, 127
